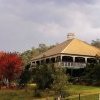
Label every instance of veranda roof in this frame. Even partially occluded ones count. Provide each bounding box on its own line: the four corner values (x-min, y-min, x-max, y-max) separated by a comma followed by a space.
32, 38, 100, 60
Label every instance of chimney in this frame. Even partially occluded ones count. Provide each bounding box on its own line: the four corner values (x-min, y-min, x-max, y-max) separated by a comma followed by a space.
67, 33, 75, 40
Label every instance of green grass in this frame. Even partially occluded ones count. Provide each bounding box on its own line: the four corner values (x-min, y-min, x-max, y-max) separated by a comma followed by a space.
68, 85, 100, 94
66, 85, 100, 100
0, 89, 54, 100
69, 94, 99, 100
0, 85, 100, 100
0, 89, 34, 100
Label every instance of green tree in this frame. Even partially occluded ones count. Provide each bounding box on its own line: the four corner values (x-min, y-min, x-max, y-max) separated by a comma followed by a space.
38, 44, 48, 53
19, 64, 31, 87
33, 64, 54, 90
52, 68, 69, 97
91, 39, 100, 48
83, 63, 100, 84
21, 50, 32, 65
21, 44, 54, 66
32, 63, 69, 98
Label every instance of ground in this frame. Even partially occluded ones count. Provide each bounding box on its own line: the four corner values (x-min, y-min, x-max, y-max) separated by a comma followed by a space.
67, 85, 100, 100
0, 85, 100, 100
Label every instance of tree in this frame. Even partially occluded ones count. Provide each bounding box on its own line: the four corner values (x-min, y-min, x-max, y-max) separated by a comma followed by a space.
33, 64, 69, 92
52, 68, 69, 97
19, 64, 31, 87
21, 44, 56, 66
0, 52, 23, 85
91, 39, 100, 48
82, 63, 100, 85
21, 50, 33, 65
38, 44, 48, 53
33, 64, 54, 90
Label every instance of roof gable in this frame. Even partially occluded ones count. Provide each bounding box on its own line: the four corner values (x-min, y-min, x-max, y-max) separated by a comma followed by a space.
32, 38, 100, 60
32, 39, 73, 60
62, 39, 100, 56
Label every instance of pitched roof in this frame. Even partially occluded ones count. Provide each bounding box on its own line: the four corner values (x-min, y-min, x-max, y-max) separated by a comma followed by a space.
32, 38, 100, 60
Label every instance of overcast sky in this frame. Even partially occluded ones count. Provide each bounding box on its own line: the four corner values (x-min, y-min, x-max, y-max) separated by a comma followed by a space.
0, 0, 100, 52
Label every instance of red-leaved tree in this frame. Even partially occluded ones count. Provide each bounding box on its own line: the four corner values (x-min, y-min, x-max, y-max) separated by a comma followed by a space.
0, 52, 23, 85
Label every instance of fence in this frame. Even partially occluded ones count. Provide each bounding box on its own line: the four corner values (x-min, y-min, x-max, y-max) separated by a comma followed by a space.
65, 92, 100, 100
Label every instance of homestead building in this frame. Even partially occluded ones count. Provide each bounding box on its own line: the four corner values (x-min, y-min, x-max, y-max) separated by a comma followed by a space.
31, 33, 100, 69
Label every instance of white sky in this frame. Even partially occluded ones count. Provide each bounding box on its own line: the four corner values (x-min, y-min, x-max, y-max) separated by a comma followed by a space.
0, 0, 100, 52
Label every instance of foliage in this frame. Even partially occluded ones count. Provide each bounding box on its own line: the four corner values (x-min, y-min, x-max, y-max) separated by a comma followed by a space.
0, 52, 23, 85
21, 44, 56, 65
32, 64, 54, 90
52, 67, 69, 97
19, 64, 31, 86
82, 63, 100, 85
91, 39, 100, 48
38, 44, 48, 54
21, 50, 33, 66
33, 63, 69, 98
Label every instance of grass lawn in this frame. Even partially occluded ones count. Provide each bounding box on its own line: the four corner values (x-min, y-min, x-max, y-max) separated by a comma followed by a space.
0, 89, 54, 100
69, 85, 100, 94
0, 85, 100, 100
67, 85, 100, 100
68, 94, 99, 100
0, 89, 34, 100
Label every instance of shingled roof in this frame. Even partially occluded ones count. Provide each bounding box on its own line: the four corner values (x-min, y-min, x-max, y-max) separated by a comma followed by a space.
32, 38, 100, 60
